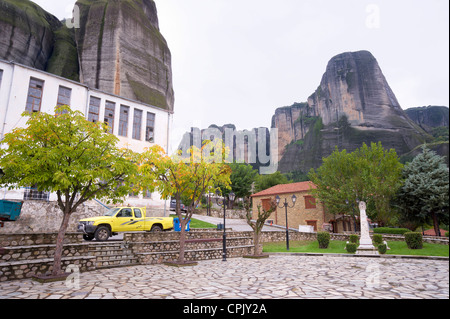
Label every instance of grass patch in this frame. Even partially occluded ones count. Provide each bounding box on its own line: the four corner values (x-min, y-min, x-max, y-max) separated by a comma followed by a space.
263, 240, 449, 257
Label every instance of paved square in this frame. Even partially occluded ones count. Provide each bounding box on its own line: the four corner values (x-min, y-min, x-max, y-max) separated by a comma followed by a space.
0, 255, 448, 299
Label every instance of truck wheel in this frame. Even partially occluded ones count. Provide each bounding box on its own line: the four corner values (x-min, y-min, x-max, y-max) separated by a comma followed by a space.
83, 234, 95, 241
95, 226, 110, 241
151, 225, 163, 232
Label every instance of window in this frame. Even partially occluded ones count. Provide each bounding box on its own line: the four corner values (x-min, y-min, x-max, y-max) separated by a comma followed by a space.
304, 196, 316, 209
104, 101, 116, 134
261, 198, 272, 212
119, 105, 130, 137
23, 185, 50, 201
134, 209, 142, 218
25, 78, 44, 113
132, 109, 143, 140
57, 86, 72, 107
88, 96, 100, 123
117, 208, 132, 218
146, 112, 156, 143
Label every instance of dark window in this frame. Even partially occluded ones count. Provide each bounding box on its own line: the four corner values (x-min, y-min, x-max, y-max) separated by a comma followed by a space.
88, 96, 101, 123
132, 109, 143, 140
57, 86, 72, 107
25, 78, 44, 113
104, 101, 116, 134
23, 186, 50, 201
119, 105, 130, 137
117, 208, 132, 218
146, 112, 156, 143
134, 209, 142, 218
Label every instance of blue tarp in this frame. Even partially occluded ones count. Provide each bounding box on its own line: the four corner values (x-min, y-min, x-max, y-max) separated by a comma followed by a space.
0, 200, 23, 221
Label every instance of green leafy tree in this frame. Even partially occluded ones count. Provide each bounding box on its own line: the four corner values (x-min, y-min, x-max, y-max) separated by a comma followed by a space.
146, 139, 232, 264
254, 171, 290, 193
0, 106, 146, 277
228, 163, 258, 198
396, 147, 449, 236
308, 142, 403, 226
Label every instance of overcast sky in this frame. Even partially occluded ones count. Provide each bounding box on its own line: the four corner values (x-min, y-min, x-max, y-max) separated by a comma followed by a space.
33, 0, 449, 150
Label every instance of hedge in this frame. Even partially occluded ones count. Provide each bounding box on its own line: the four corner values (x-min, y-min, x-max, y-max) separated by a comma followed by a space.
317, 231, 331, 249
405, 232, 423, 249
373, 227, 411, 235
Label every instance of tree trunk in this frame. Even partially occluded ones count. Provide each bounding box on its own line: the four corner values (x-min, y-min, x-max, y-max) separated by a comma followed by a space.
254, 230, 262, 256
178, 220, 187, 264
432, 212, 441, 237
52, 211, 72, 276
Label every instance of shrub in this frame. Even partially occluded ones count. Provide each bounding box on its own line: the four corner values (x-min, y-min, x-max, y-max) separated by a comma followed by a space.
404, 232, 423, 249
317, 231, 331, 249
378, 243, 387, 255
373, 234, 383, 246
445, 232, 449, 238
349, 234, 359, 244
346, 243, 357, 254
373, 227, 411, 235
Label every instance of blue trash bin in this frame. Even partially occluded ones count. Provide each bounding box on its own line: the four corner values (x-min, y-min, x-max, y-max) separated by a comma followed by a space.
173, 218, 191, 232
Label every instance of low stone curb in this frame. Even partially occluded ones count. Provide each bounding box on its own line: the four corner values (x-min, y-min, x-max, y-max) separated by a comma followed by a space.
268, 252, 449, 261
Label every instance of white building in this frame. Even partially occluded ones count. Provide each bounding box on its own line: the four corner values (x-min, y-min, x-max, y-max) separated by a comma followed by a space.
0, 59, 173, 212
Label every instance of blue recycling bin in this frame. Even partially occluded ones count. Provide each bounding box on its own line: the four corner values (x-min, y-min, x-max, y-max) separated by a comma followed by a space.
173, 218, 191, 232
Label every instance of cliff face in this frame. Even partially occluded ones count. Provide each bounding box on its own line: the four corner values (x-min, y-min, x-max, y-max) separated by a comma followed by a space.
274, 51, 431, 173
0, 0, 61, 70
405, 106, 449, 132
75, 0, 174, 110
0, 0, 174, 111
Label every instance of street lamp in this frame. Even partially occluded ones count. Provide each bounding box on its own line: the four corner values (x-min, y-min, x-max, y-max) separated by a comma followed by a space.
276, 194, 297, 251
216, 191, 235, 261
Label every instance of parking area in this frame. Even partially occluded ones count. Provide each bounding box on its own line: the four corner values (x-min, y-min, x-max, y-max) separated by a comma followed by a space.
0, 255, 448, 299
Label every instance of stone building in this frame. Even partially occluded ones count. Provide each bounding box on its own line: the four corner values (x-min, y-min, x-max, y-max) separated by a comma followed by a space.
0, 60, 173, 233
251, 181, 354, 234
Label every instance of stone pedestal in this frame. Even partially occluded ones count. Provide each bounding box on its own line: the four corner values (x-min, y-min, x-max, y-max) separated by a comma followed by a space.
356, 201, 379, 256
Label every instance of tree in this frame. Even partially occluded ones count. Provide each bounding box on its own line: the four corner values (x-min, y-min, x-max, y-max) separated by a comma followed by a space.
244, 197, 276, 256
308, 142, 403, 226
396, 147, 449, 236
228, 163, 258, 199
0, 106, 149, 277
147, 139, 232, 265
254, 171, 290, 193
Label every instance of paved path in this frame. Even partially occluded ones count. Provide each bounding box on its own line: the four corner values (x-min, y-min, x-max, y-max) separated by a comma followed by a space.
0, 255, 448, 299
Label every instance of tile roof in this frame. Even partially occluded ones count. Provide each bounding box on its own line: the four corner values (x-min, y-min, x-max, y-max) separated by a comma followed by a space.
251, 181, 317, 198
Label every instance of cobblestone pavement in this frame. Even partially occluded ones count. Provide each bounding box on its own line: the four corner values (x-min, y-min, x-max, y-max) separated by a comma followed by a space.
0, 255, 448, 299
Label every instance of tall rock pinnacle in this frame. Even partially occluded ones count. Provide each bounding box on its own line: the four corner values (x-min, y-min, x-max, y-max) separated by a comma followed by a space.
75, 0, 174, 111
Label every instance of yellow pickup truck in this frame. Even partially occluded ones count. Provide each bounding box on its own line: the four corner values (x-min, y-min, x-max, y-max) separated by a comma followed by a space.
78, 207, 174, 241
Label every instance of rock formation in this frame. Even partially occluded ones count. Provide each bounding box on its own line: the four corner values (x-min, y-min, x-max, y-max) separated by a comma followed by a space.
0, 0, 174, 111
275, 51, 431, 173
0, 0, 61, 70
74, 0, 174, 110
405, 106, 449, 133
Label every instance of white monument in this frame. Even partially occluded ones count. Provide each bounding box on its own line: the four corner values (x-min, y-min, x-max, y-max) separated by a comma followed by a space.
356, 201, 379, 255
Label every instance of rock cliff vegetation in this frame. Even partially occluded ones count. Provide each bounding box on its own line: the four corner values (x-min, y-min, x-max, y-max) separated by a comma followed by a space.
0, 0, 174, 111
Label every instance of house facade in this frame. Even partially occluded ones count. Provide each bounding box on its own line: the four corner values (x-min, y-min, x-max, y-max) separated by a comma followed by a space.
251, 181, 355, 234
0, 59, 173, 209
